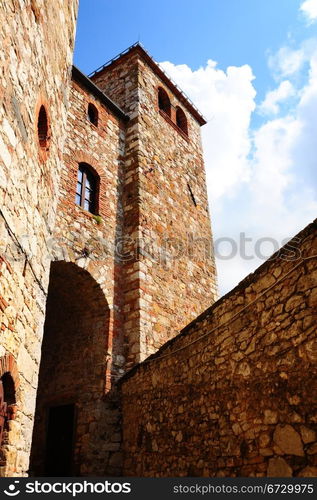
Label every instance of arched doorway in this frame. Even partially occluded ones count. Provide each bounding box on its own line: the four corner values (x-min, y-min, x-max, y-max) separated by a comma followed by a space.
30, 261, 110, 476
0, 354, 19, 476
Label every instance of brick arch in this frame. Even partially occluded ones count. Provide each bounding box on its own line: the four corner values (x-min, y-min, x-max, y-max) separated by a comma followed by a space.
41, 260, 112, 387
175, 106, 188, 136
30, 259, 112, 475
0, 354, 19, 392
0, 353, 19, 465
73, 151, 104, 178
50, 259, 109, 305
157, 86, 171, 117
34, 96, 51, 163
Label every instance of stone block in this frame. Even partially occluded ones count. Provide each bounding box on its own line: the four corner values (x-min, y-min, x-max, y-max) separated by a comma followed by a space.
273, 425, 304, 456
267, 457, 292, 477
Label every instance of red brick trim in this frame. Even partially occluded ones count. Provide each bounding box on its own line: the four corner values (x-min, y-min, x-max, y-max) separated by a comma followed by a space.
157, 86, 172, 118
155, 85, 190, 141
159, 109, 190, 142
72, 151, 101, 172
175, 106, 189, 136
71, 152, 103, 215
34, 97, 51, 163
0, 354, 19, 390
87, 102, 99, 128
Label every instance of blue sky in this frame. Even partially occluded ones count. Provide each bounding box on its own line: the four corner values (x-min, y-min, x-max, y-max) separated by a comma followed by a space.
74, 0, 317, 294
75, 0, 314, 103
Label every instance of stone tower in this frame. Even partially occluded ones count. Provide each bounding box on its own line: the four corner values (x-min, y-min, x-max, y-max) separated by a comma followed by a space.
0, 0, 79, 476
92, 44, 218, 369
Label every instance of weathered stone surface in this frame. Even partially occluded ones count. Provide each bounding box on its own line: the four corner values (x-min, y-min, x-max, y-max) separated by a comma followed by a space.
1, 0, 317, 480
0, 0, 78, 476
297, 466, 317, 477
307, 443, 317, 455
264, 410, 278, 425
267, 457, 292, 477
300, 426, 316, 444
273, 425, 304, 457
122, 222, 317, 477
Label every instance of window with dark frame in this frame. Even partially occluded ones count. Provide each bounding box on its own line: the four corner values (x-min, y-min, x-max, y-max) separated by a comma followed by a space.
75, 163, 98, 214
158, 87, 171, 117
87, 103, 98, 126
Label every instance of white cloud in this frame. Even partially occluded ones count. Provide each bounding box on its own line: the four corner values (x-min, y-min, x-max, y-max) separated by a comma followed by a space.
160, 42, 317, 296
300, 0, 317, 24
268, 46, 306, 78
259, 80, 295, 115
268, 38, 317, 78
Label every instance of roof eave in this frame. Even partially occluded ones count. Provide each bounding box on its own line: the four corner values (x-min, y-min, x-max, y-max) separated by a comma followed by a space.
71, 66, 129, 123
89, 44, 207, 126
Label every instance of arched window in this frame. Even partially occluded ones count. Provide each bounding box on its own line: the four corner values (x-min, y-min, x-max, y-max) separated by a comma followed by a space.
87, 103, 98, 126
37, 105, 49, 149
0, 373, 16, 447
75, 163, 98, 214
158, 87, 171, 117
176, 107, 188, 135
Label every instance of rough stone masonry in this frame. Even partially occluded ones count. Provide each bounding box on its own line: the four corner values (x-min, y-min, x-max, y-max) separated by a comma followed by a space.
0, 0, 79, 476
0, 0, 316, 479
121, 221, 317, 477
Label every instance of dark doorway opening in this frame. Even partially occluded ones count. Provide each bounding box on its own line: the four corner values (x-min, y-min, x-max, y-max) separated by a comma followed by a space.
30, 261, 110, 476
45, 404, 75, 477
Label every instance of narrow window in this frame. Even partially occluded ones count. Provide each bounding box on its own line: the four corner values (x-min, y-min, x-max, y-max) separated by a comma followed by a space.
75, 163, 98, 214
0, 373, 16, 448
187, 183, 197, 207
176, 107, 188, 135
37, 105, 49, 148
158, 87, 171, 117
87, 103, 98, 126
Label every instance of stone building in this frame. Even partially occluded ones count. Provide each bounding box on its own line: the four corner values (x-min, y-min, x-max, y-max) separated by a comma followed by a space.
0, 1, 316, 478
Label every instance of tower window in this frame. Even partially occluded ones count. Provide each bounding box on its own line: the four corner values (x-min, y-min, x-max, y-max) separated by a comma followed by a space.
87, 103, 98, 126
187, 183, 197, 207
176, 107, 188, 135
75, 163, 98, 214
158, 87, 171, 117
37, 105, 49, 149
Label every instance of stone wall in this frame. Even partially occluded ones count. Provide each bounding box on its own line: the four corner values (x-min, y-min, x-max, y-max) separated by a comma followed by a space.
121, 220, 317, 477
0, 0, 78, 476
93, 45, 218, 369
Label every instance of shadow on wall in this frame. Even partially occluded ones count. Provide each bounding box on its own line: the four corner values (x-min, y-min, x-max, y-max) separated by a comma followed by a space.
29, 261, 111, 476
